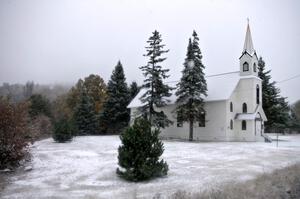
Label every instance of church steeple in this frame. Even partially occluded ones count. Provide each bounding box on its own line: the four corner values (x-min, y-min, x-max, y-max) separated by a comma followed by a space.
243, 19, 255, 55
239, 20, 258, 76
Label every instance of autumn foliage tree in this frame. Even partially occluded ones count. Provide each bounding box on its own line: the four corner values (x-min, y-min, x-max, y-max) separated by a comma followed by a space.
83, 74, 107, 113
0, 97, 31, 169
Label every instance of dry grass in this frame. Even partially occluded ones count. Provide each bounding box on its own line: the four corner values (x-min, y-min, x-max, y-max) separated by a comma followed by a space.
168, 163, 300, 199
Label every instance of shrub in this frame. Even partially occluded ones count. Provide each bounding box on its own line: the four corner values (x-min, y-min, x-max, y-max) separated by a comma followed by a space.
116, 117, 168, 181
29, 114, 53, 140
52, 117, 73, 143
0, 98, 31, 169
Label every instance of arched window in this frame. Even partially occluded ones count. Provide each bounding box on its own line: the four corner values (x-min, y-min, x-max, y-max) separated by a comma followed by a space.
199, 112, 205, 127
177, 112, 183, 127
230, 102, 233, 112
242, 120, 247, 130
242, 103, 247, 113
243, 62, 249, 71
256, 85, 260, 104
253, 63, 257, 72
230, 120, 233, 130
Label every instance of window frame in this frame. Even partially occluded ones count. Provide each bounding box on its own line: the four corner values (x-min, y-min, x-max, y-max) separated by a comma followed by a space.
242, 103, 247, 113
177, 112, 183, 127
198, 112, 206, 127
256, 85, 260, 104
242, 120, 247, 130
230, 120, 233, 130
243, 62, 249, 72
230, 102, 233, 112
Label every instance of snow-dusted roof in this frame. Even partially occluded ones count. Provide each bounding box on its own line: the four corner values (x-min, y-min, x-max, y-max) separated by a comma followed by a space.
235, 113, 257, 120
235, 105, 267, 121
128, 71, 240, 108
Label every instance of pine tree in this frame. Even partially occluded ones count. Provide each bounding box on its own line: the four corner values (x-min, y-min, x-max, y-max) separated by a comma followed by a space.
290, 101, 300, 130
175, 31, 207, 141
258, 57, 289, 131
129, 81, 140, 100
139, 30, 173, 128
116, 117, 168, 182
53, 117, 73, 143
99, 61, 130, 134
293, 100, 300, 122
73, 89, 98, 135
28, 94, 51, 118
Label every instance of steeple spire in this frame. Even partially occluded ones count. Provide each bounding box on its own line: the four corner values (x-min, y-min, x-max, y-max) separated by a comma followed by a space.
243, 19, 255, 55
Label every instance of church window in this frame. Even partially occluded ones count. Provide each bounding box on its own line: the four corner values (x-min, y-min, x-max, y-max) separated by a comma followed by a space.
199, 112, 205, 127
253, 63, 257, 72
242, 120, 247, 130
243, 62, 249, 71
230, 102, 233, 112
177, 112, 183, 127
242, 103, 247, 113
256, 85, 260, 104
230, 120, 233, 130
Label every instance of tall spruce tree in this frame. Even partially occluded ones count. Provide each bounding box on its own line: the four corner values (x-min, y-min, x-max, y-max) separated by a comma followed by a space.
99, 61, 130, 134
129, 81, 140, 100
258, 57, 289, 130
73, 89, 98, 135
175, 31, 207, 141
139, 30, 173, 128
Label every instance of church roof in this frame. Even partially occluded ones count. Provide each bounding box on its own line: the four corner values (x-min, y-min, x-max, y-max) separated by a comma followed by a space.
128, 71, 241, 108
235, 105, 267, 121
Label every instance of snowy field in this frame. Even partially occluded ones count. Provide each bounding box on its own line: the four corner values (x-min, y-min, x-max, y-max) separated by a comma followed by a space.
1, 135, 300, 199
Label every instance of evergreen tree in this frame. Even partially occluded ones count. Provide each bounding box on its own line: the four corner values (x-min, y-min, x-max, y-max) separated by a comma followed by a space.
293, 100, 300, 121
73, 89, 98, 135
290, 101, 300, 130
52, 117, 73, 143
99, 61, 130, 134
139, 30, 173, 128
258, 57, 290, 130
28, 94, 51, 118
129, 81, 140, 100
175, 31, 207, 141
116, 117, 168, 182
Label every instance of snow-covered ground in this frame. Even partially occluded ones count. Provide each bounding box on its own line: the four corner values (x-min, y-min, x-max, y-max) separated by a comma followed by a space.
1, 135, 300, 199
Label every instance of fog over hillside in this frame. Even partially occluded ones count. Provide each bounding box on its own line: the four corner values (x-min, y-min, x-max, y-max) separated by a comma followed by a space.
0, 0, 299, 102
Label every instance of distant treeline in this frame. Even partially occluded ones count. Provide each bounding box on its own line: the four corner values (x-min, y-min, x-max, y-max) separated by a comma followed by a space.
0, 81, 72, 103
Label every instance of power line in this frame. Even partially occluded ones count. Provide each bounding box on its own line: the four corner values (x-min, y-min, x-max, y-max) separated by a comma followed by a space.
277, 74, 300, 84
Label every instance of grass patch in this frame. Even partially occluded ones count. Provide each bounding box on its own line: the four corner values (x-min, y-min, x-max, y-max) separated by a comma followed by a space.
168, 163, 300, 199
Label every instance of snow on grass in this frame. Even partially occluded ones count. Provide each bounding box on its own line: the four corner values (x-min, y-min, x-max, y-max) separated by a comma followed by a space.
1, 135, 300, 199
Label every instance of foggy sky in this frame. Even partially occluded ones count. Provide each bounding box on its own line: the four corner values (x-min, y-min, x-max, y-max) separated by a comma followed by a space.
0, 0, 299, 103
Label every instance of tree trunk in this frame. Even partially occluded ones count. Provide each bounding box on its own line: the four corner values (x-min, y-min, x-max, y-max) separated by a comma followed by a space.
189, 119, 193, 141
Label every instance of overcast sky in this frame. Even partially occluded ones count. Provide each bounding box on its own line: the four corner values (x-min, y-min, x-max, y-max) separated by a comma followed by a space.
0, 0, 299, 103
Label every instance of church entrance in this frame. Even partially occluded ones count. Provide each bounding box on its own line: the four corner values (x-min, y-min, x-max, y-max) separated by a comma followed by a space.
255, 112, 262, 135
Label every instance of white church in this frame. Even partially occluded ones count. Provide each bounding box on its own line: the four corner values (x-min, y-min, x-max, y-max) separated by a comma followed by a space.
128, 23, 271, 142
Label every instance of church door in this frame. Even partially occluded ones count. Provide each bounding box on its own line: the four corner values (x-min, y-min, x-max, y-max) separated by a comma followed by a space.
255, 112, 262, 135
